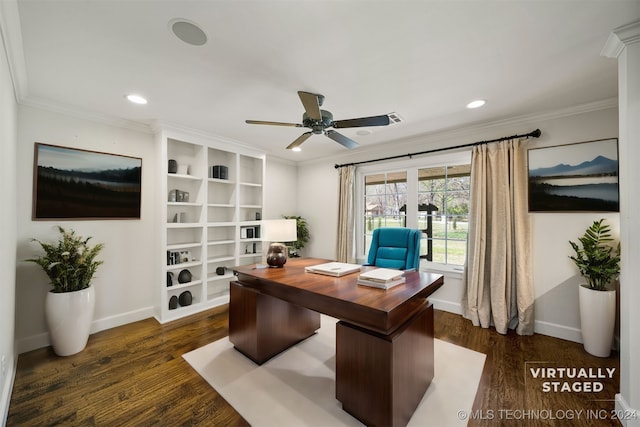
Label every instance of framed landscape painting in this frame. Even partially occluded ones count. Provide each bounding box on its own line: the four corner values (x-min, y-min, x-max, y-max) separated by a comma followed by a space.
528, 138, 619, 212
33, 143, 142, 219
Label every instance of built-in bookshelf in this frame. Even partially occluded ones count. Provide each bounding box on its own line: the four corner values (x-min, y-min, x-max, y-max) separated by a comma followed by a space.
156, 126, 265, 322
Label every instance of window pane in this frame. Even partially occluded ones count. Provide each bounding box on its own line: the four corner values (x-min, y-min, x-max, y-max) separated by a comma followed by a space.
430, 239, 446, 264
364, 164, 469, 267
446, 240, 467, 265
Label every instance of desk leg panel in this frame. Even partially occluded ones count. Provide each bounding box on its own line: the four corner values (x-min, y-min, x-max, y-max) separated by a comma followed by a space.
336, 302, 434, 427
229, 281, 320, 364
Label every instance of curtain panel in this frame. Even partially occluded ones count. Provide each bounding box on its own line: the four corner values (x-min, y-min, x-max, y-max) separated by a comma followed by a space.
336, 165, 356, 263
462, 138, 534, 335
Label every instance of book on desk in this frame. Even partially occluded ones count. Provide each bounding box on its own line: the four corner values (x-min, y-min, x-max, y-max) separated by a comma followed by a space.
357, 268, 406, 289
304, 262, 362, 277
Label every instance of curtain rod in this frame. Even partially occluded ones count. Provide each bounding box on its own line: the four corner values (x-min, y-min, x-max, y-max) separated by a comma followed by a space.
334, 128, 541, 169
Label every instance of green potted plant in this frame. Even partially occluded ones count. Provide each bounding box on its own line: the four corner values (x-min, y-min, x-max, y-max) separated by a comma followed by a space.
27, 226, 104, 356
283, 215, 310, 257
569, 218, 620, 357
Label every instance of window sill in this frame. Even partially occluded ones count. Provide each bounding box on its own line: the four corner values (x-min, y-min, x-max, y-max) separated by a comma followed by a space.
419, 262, 465, 279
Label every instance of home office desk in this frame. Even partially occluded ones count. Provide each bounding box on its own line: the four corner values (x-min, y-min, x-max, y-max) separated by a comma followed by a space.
229, 258, 444, 427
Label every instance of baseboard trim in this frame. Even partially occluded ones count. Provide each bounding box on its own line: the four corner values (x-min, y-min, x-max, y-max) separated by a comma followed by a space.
534, 320, 582, 343
430, 298, 462, 315
616, 394, 640, 427
15, 306, 155, 354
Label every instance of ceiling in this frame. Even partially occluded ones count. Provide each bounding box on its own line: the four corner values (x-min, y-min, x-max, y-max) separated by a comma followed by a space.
6, 1, 640, 162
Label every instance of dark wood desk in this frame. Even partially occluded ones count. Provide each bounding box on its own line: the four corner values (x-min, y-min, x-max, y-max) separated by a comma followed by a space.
229, 258, 444, 427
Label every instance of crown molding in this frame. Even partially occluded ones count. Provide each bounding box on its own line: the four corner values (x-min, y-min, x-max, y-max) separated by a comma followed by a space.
0, 0, 28, 101
20, 95, 154, 134
151, 120, 266, 158
601, 20, 640, 59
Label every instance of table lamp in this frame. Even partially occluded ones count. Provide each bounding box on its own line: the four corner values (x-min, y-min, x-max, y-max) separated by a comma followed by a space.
262, 219, 297, 267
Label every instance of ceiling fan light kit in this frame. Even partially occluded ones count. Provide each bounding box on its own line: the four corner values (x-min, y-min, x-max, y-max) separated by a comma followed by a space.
246, 91, 392, 150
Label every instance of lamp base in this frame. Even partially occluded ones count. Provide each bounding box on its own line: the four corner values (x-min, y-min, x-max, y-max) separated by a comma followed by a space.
266, 243, 288, 268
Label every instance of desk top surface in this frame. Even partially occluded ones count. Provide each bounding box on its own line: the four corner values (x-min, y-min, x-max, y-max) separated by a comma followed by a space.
233, 258, 444, 334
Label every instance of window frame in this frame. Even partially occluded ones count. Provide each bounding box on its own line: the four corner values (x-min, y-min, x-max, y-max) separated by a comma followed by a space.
355, 150, 471, 271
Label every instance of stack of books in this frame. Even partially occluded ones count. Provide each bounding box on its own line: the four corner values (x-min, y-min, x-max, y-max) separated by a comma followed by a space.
357, 268, 406, 289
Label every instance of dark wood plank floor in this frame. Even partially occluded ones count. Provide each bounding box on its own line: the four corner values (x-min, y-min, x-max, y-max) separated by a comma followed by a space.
8, 306, 620, 426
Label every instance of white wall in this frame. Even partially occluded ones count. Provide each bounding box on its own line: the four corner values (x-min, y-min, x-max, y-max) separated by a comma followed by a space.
264, 156, 298, 219
14, 106, 157, 353
297, 105, 619, 342
0, 9, 18, 422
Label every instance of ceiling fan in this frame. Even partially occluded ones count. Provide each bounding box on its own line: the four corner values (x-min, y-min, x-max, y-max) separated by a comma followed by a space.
245, 91, 391, 150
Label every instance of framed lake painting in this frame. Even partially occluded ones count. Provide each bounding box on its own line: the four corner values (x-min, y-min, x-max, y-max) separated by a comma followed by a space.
528, 138, 619, 212
33, 143, 142, 219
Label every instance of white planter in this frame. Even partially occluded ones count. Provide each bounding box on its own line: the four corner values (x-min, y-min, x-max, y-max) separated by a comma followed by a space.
45, 286, 95, 356
578, 284, 616, 358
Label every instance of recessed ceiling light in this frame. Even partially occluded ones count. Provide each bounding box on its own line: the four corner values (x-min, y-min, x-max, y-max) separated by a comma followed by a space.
169, 19, 207, 46
291, 147, 302, 152
356, 130, 371, 136
466, 99, 486, 109
126, 94, 148, 105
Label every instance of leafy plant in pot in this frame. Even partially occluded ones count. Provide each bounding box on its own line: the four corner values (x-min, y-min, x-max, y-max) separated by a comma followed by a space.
569, 218, 620, 357
27, 226, 104, 356
283, 215, 310, 257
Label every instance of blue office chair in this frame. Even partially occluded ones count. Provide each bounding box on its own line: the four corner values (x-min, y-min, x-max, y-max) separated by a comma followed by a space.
366, 228, 421, 271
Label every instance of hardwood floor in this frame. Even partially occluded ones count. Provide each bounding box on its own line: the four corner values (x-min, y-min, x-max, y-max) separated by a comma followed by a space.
8, 306, 620, 426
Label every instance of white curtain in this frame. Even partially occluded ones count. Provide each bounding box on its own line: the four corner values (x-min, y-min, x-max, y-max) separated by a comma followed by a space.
336, 166, 355, 263
462, 138, 534, 335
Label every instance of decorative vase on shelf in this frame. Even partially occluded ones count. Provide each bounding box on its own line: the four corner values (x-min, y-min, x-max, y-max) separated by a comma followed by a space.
168, 159, 178, 173
45, 286, 95, 356
178, 269, 192, 284
179, 291, 192, 306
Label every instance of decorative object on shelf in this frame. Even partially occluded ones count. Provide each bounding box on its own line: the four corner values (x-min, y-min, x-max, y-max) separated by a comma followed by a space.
283, 215, 310, 257
168, 189, 177, 202
26, 226, 104, 356
169, 295, 178, 310
178, 269, 192, 284
216, 266, 227, 276
569, 218, 620, 357
211, 164, 228, 180
168, 159, 178, 173
528, 138, 619, 212
179, 251, 191, 263
263, 219, 297, 268
177, 163, 190, 175
179, 291, 193, 306
176, 190, 189, 202
33, 143, 142, 219
256, 212, 261, 220
172, 212, 188, 223
167, 271, 174, 286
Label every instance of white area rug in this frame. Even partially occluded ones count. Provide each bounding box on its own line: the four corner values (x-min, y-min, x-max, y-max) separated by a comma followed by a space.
183, 315, 486, 427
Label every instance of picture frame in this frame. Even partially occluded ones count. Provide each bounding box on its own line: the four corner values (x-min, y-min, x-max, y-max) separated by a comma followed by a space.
33, 143, 142, 219
527, 138, 619, 212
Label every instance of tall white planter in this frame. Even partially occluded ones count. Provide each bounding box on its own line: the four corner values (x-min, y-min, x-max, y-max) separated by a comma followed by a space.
45, 286, 95, 356
579, 285, 616, 358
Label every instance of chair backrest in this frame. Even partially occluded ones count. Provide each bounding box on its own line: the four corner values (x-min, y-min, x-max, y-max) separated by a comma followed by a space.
367, 228, 421, 270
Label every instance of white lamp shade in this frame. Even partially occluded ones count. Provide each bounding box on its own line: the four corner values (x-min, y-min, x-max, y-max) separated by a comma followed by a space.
262, 219, 297, 242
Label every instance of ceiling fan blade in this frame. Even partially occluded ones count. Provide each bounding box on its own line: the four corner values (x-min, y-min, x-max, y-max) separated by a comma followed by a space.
286, 132, 313, 150
325, 130, 359, 149
245, 119, 303, 127
332, 114, 390, 128
298, 91, 322, 121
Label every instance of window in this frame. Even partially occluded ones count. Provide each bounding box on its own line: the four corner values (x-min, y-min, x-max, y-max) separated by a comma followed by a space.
361, 161, 470, 268
364, 171, 407, 253
417, 165, 470, 265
